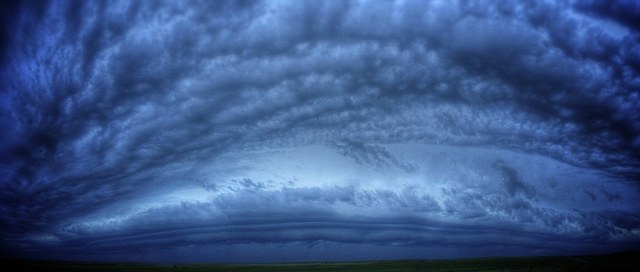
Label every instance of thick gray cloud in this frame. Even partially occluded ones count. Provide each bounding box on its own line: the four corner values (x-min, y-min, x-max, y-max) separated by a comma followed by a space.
1, 0, 639, 262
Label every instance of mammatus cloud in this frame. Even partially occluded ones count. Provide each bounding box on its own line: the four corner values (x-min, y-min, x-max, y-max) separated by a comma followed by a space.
1, 0, 639, 263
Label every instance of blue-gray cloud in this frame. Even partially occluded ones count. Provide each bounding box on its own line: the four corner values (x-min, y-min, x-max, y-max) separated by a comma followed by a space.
1, 0, 639, 263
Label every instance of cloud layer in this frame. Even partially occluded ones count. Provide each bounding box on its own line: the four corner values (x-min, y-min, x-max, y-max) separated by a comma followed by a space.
1, 0, 639, 263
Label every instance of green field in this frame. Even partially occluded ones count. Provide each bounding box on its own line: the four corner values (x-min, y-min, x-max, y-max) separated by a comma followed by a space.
2, 252, 637, 271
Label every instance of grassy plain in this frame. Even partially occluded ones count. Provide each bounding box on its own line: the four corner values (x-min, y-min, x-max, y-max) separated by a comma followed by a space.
2, 251, 637, 271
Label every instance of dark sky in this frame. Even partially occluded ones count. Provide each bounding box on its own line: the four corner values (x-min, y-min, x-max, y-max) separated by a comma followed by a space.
1, 0, 640, 264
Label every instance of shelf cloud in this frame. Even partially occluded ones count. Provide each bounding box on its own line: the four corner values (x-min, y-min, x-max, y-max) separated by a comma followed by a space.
1, 0, 639, 263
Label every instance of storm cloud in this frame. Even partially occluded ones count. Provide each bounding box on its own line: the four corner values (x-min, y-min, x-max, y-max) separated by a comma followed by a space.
1, 0, 639, 263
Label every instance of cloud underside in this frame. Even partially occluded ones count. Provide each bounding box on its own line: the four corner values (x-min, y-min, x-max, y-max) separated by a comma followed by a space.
1, 0, 639, 261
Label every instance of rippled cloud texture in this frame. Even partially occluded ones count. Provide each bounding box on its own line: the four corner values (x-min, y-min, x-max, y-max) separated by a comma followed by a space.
1, 0, 639, 263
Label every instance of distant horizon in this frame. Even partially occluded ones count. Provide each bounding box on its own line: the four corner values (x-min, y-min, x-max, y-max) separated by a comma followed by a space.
2, 239, 637, 264
1, 0, 639, 264
4, 250, 640, 265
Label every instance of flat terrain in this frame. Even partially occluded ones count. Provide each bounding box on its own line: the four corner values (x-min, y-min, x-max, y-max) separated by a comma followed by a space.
2, 251, 638, 271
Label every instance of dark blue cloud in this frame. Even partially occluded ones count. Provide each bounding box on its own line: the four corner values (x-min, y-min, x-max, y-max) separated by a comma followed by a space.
1, 0, 639, 263
576, 0, 640, 32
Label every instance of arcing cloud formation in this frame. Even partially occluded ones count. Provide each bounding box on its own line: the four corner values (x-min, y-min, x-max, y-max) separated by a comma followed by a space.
1, 0, 639, 263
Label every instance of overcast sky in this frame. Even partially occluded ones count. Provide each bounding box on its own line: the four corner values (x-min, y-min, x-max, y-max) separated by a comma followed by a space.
1, 0, 639, 263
